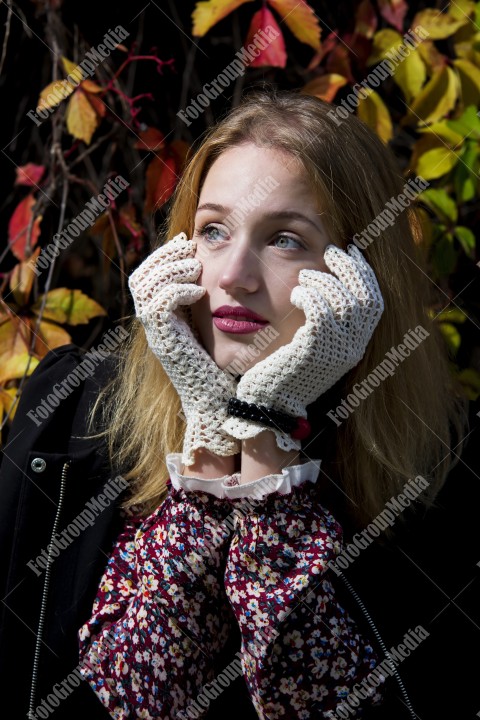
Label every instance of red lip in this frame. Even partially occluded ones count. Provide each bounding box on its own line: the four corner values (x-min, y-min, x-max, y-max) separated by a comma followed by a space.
213, 305, 268, 322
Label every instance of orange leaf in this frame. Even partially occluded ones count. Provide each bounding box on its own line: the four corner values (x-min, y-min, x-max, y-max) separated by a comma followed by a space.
377, 0, 408, 32
8, 195, 42, 261
0, 318, 30, 362
192, 0, 254, 36
81, 79, 103, 94
134, 127, 165, 152
34, 319, 72, 358
244, 8, 286, 68
15, 163, 45, 187
354, 0, 378, 39
85, 92, 106, 118
144, 156, 178, 213
9, 248, 41, 306
301, 74, 348, 102
0, 387, 18, 425
267, 0, 321, 50
65, 90, 99, 144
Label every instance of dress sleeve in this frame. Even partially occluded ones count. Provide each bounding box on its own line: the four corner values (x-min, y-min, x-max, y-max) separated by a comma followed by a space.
78, 486, 237, 719
224, 482, 387, 719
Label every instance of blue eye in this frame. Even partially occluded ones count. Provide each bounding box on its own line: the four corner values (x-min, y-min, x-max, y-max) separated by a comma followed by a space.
274, 235, 304, 250
195, 224, 228, 243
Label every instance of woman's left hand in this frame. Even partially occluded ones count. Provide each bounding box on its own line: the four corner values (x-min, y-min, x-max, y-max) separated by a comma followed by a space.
222, 244, 384, 452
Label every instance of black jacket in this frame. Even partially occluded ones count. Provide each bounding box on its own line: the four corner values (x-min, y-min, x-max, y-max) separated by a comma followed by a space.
1, 343, 479, 719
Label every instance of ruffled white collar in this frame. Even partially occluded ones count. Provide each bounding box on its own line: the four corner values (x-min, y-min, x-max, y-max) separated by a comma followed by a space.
166, 453, 322, 500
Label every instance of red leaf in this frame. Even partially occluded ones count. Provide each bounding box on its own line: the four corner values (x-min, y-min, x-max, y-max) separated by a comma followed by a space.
134, 127, 165, 152
326, 44, 355, 83
354, 0, 378, 39
15, 164, 45, 187
244, 8, 286, 68
378, 0, 408, 32
144, 156, 178, 213
307, 32, 338, 71
8, 195, 42, 261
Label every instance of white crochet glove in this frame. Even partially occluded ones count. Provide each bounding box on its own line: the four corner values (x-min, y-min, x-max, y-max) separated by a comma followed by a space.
128, 232, 240, 466
222, 244, 384, 452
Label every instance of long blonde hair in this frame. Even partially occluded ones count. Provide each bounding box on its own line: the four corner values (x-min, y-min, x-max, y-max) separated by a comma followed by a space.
89, 88, 469, 541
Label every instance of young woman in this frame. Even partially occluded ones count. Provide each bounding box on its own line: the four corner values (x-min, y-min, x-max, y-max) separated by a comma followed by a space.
3, 89, 471, 720
74, 89, 470, 718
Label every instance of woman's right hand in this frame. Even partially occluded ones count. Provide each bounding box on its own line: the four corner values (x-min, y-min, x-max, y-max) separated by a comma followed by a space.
128, 232, 240, 466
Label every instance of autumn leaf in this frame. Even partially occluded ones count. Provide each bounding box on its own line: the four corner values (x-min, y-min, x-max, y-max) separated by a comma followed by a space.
192, 0, 254, 36
34, 319, 72, 358
377, 0, 408, 32
268, 0, 321, 51
39, 79, 76, 111
32, 288, 106, 325
15, 164, 45, 187
402, 66, 459, 127
61, 56, 86, 84
301, 74, 348, 102
244, 8, 286, 68
412, 8, 469, 40
453, 59, 480, 108
144, 155, 178, 213
0, 387, 18, 427
9, 248, 41, 306
357, 89, 393, 144
8, 195, 42, 261
65, 89, 99, 144
134, 127, 165, 152
0, 318, 29, 363
354, 0, 378, 39
0, 352, 39, 385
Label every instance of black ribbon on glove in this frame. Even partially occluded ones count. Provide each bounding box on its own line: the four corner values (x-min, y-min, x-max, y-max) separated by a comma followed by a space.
226, 398, 311, 439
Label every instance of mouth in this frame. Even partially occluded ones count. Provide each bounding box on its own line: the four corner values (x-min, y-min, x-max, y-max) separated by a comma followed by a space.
212, 311, 269, 334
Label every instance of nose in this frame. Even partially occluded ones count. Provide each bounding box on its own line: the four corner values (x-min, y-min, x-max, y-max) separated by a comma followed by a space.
218, 236, 261, 294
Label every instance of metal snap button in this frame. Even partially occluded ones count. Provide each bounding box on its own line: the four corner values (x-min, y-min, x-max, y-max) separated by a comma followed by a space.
31, 457, 46, 473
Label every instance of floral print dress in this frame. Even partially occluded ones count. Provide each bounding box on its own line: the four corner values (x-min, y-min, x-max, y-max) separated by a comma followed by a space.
78, 454, 386, 719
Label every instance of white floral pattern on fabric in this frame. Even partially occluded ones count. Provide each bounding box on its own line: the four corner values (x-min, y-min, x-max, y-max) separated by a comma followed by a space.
78, 473, 386, 718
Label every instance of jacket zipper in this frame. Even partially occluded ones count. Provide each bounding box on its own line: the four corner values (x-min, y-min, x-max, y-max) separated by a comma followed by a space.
336, 569, 417, 719
28, 461, 70, 720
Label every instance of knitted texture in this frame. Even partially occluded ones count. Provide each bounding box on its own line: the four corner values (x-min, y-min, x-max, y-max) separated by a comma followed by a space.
222, 244, 384, 451
128, 232, 240, 466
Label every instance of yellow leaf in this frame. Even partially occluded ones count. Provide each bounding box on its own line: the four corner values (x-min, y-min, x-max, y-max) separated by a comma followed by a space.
417, 121, 464, 147
367, 28, 402, 64
448, 0, 475, 20
301, 74, 348, 102
412, 8, 469, 39
0, 387, 19, 423
0, 352, 39, 385
9, 248, 40, 306
0, 319, 29, 361
61, 57, 85, 85
192, 0, 254, 36
367, 28, 427, 103
416, 146, 459, 180
453, 58, 480, 108
65, 91, 99, 145
267, 0, 321, 50
402, 66, 459, 126
357, 89, 393, 144
417, 40, 448, 74
35, 320, 72, 358
39, 79, 76, 111
32, 288, 106, 325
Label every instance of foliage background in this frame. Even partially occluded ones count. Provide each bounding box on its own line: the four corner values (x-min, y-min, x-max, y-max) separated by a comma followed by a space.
1, 0, 479, 440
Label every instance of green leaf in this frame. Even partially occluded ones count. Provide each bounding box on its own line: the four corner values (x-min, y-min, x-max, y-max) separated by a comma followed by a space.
416, 146, 459, 180
446, 104, 480, 140
32, 288, 107, 325
435, 307, 468, 323
457, 367, 480, 400
454, 141, 480, 202
419, 188, 458, 223
432, 232, 457, 276
438, 322, 461, 354
454, 226, 476, 257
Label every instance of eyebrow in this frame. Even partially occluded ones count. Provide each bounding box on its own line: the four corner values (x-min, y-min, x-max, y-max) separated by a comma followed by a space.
196, 203, 325, 234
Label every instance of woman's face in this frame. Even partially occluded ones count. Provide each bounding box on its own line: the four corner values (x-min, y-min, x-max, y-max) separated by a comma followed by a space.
190, 142, 333, 373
